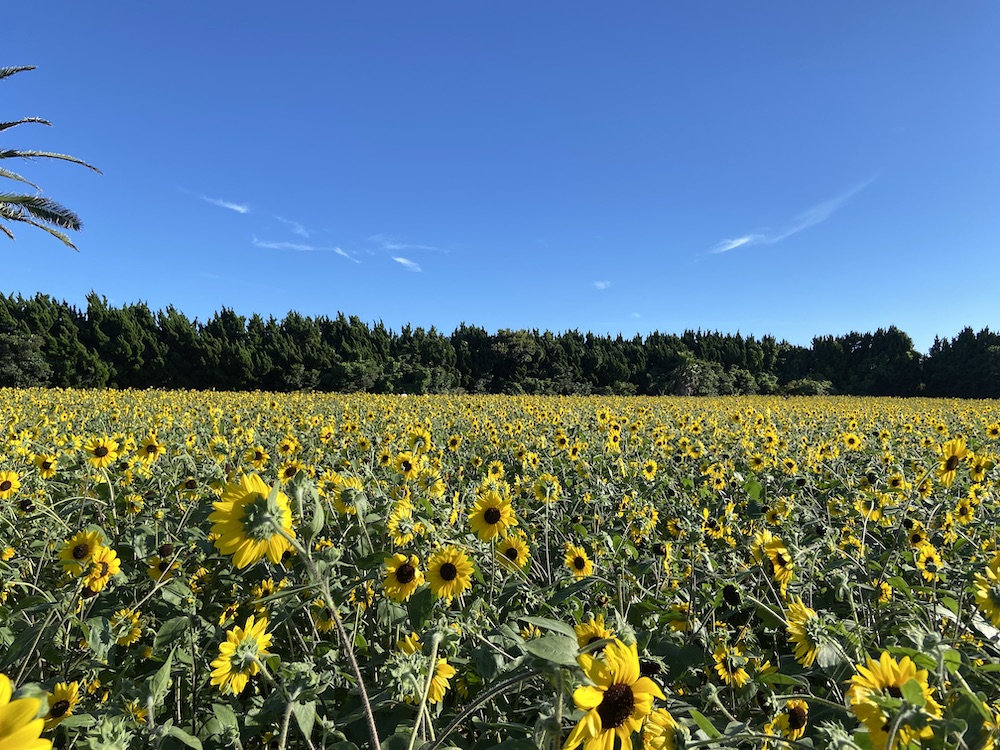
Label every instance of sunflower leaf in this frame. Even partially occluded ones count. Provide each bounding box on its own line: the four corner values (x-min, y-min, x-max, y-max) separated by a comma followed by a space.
688, 709, 723, 739
901, 679, 926, 708
522, 635, 579, 668
519, 616, 577, 640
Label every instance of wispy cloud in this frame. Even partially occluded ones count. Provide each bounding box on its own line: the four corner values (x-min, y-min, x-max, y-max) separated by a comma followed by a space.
594, 281, 611, 290
199, 195, 250, 214
371, 234, 447, 253
709, 178, 875, 254
393, 256, 422, 272
276, 217, 309, 237
252, 236, 361, 263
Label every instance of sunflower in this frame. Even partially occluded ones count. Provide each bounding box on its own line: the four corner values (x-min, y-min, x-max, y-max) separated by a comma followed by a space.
111, 609, 143, 647
974, 562, 1000, 627
644, 708, 686, 750
83, 546, 121, 592
847, 651, 942, 749
332, 475, 365, 515
785, 597, 822, 667
278, 459, 306, 484
764, 538, 794, 596
915, 544, 943, 582
59, 530, 105, 577
311, 599, 336, 633
397, 631, 421, 654
564, 638, 666, 750
244, 445, 270, 470
575, 614, 615, 650
209, 474, 296, 569
383, 554, 424, 602
497, 532, 531, 570
533, 473, 562, 503
565, 544, 594, 578
210, 614, 274, 695
468, 491, 518, 541
147, 555, 180, 583
712, 644, 750, 688
32, 453, 58, 479
937, 437, 969, 487
0, 471, 20, 499
138, 434, 165, 464
641, 460, 658, 481
84, 436, 120, 469
387, 501, 418, 547
426, 546, 474, 601
766, 699, 809, 742
426, 659, 456, 704
394, 451, 421, 481
0, 673, 50, 750
44, 681, 80, 730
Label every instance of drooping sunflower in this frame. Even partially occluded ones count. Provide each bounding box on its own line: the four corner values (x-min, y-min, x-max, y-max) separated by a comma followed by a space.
83, 546, 121, 593
0, 471, 20, 499
59, 530, 105, 577
712, 644, 750, 688
426, 546, 474, 601
468, 491, 517, 541
44, 681, 79, 730
110, 609, 143, 647
575, 614, 615, 650
644, 708, 686, 750
532, 473, 562, 503
785, 597, 822, 667
766, 699, 809, 742
764, 537, 794, 595
209, 474, 296, 569
383, 554, 424, 602
209, 614, 274, 696
496, 532, 531, 570
974, 561, 1000, 627
565, 544, 594, 579
564, 638, 666, 750
332, 474, 364, 515
937, 437, 969, 488
846, 651, 942, 749
83, 436, 120, 469
426, 659, 456, 704
310, 599, 336, 634
397, 631, 421, 654
0, 673, 50, 750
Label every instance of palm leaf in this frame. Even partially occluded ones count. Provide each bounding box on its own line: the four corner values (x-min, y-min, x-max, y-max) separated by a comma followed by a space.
0, 117, 53, 132
0, 149, 101, 173
15, 216, 77, 250
0, 66, 37, 81
0, 166, 41, 190
0, 193, 83, 230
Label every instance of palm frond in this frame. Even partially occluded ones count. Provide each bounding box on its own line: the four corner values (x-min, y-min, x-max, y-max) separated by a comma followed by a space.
0, 66, 37, 81
0, 117, 52, 132
0, 221, 14, 240
16, 216, 77, 250
0, 149, 102, 173
0, 166, 41, 190
0, 193, 83, 230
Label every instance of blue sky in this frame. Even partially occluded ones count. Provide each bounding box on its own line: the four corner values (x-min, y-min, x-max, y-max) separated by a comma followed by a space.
5, 2, 998, 354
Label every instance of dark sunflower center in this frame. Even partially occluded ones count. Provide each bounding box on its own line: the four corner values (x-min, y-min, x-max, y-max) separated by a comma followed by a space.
146, 445, 158, 454
50, 699, 70, 717
42, 461, 53, 470
73, 543, 90, 560
94, 446, 109, 458
504, 546, 519, 561
886, 685, 903, 698
0, 480, 11, 492
945, 456, 960, 472
440, 562, 458, 581
573, 556, 586, 570
401, 461, 412, 473
596, 683, 634, 730
788, 705, 807, 730
396, 563, 416, 584
910, 533, 923, 544
723, 584, 741, 607
484, 507, 502, 524
158, 561, 171, 572
185, 479, 197, 489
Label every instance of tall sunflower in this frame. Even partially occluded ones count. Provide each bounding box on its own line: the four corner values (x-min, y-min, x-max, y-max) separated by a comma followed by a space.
564, 638, 666, 750
468, 491, 517, 541
785, 597, 822, 667
974, 561, 1000, 627
383, 553, 424, 602
846, 651, 942, 749
210, 614, 274, 696
0, 673, 50, 750
565, 544, 594, 579
83, 436, 119, 469
58, 530, 105, 577
497, 532, 531, 571
426, 546, 474, 601
209, 474, 296, 569
44, 681, 79, 730
937, 437, 969, 488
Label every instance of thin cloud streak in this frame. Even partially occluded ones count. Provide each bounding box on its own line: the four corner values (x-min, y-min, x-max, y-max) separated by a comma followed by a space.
594, 281, 611, 290
393, 256, 422, 272
371, 234, 447, 253
200, 195, 250, 214
709, 178, 875, 254
276, 217, 309, 237
252, 237, 361, 263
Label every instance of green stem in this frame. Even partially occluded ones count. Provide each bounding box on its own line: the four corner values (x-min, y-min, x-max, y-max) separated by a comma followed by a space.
407, 633, 442, 750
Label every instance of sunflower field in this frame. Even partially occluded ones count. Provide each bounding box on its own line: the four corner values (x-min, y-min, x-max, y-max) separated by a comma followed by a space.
2, 388, 1000, 750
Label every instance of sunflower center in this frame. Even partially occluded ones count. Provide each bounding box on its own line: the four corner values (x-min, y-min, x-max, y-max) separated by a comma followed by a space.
788, 705, 807, 730
50, 699, 71, 718
597, 683, 635, 730
0, 480, 11, 492
396, 563, 416, 584
146, 445, 158, 454
42, 461, 53, 470
504, 546, 519, 561
401, 460, 412, 473
94, 446, 109, 457
185, 479, 198, 490
484, 507, 502, 525
439, 562, 458, 581
886, 685, 903, 698
945, 456, 960, 472
573, 556, 586, 570
73, 543, 90, 560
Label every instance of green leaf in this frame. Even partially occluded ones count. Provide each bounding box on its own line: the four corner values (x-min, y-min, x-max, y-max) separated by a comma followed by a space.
942, 648, 962, 674
901, 679, 926, 708
153, 616, 190, 651
308, 486, 325, 541
759, 671, 810, 687
519, 616, 578, 639
688, 709, 723, 739
148, 648, 174, 706
522, 635, 580, 667
406, 585, 434, 632
550, 576, 599, 606
165, 725, 204, 749
212, 703, 238, 730
292, 700, 316, 740
84, 616, 114, 663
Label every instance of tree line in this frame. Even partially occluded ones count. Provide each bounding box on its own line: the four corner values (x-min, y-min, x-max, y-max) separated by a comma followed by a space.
0, 292, 996, 397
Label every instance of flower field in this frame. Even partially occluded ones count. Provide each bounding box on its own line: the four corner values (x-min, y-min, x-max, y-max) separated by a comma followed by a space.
2, 388, 1000, 750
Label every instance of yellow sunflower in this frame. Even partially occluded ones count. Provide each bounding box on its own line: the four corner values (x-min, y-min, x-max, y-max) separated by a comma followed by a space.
44, 681, 79, 730
209, 474, 296, 569
59, 530, 105, 577
766, 699, 809, 742
426, 546, 474, 601
712, 644, 750, 688
644, 708, 686, 750
468, 491, 518, 541
937, 437, 969, 488
138, 434, 165, 464
0, 673, 50, 750
83, 546, 121, 593
32, 453, 58, 479
0, 471, 20, 499
83, 436, 120, 469
575, 614, 615, 650
110, 609, 143, 647
974, 561, 1000, 627
565, 544, 594, 578
497, 532, 531, 570
210, 614, 274, 695
426, 659, 456, 704
383, 553, 424, 602
847, 651, 942, 749
564, 638, 666, 750
785, 597, 822, 667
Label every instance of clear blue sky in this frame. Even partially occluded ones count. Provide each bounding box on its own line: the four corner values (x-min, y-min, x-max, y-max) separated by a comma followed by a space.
5, 2, 998, 354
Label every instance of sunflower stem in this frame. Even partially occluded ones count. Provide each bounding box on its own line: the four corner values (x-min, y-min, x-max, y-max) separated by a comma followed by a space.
407, 632, 441, 750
